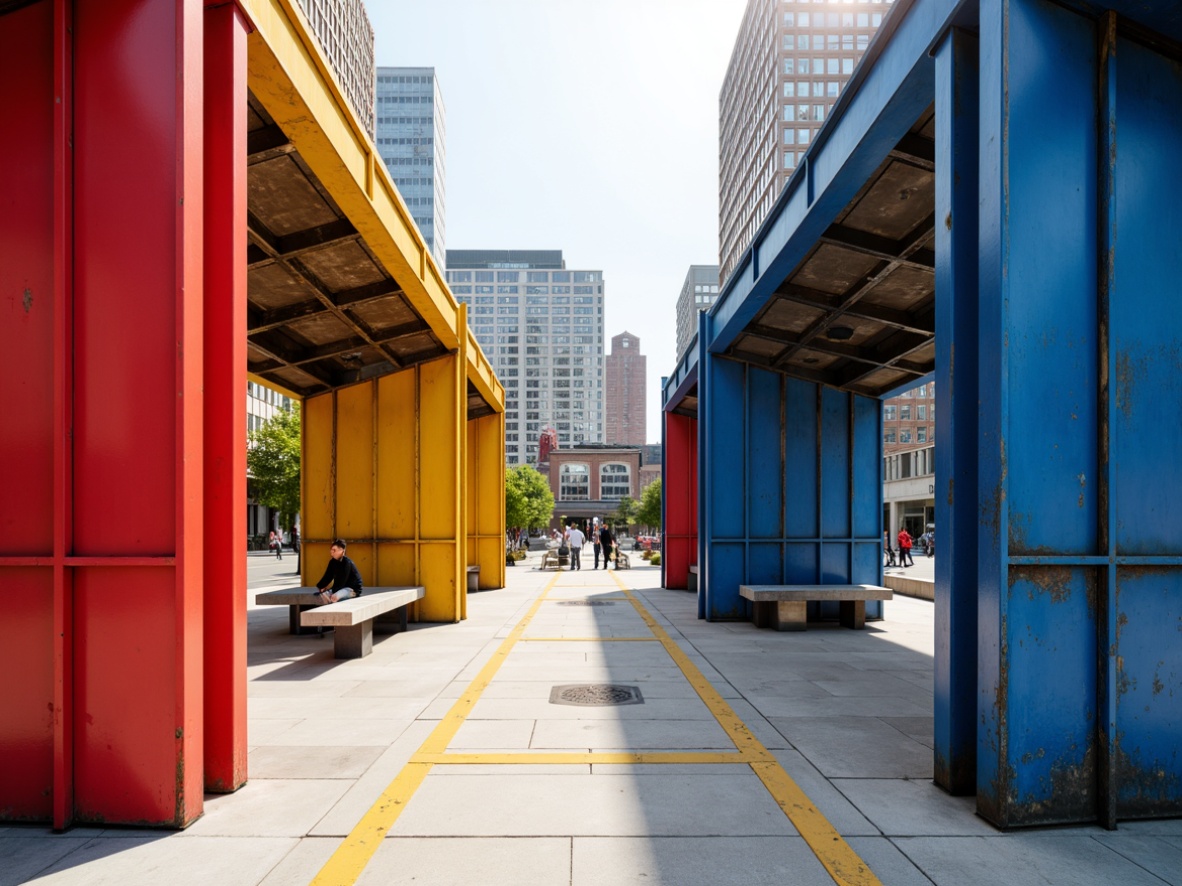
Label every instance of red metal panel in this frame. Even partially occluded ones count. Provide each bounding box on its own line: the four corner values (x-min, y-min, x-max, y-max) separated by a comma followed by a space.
0, 568, 55, 820
203, 0, 249, 793
663, 413, 698, 589
0, 0, 57, 824
71, 0, 205, 826
73, 568, 180, 824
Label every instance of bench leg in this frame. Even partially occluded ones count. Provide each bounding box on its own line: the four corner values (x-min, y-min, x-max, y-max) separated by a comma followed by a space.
752, 601, 776, 629
839, 600, 866, 629
333, 621, 373, 659
290, 604, 319, 635
774, 600, 807, 632
374, 605, 407, 636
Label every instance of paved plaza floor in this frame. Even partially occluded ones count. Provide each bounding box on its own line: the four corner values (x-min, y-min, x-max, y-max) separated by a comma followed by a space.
4, 551, 1181, 885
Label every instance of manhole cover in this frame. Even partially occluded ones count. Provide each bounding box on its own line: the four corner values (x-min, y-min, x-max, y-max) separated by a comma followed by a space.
549, 684, 644, 706
557, 600, 616, 607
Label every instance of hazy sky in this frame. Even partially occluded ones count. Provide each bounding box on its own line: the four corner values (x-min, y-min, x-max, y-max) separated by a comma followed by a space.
367, 0, 750, 444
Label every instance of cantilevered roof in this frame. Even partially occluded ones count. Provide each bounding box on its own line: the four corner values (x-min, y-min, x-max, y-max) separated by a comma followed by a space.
242, 0, 502, 419
246, 95, 447, 397
723, 110, 936, 397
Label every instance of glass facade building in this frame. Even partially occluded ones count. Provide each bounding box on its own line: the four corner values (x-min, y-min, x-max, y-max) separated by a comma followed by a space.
446, 250, 605, 466
675, 264, 720, 359
375, 67, 446, 267
294, 0, 375, 137
719, 0, 894, 285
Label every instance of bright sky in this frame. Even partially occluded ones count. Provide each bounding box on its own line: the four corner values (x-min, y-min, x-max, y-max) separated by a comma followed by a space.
367, 0, 750, 444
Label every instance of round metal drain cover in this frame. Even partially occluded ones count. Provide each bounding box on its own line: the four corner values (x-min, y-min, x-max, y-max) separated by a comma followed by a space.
549, 684, 644, 707
557, 600, 616, 607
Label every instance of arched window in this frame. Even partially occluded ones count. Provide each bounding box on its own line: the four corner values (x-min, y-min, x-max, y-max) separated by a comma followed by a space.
560, 463, 590, 500
600, 463, 631, 500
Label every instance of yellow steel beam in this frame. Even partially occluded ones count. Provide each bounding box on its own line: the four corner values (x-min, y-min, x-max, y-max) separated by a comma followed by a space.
241, 0, 501, 414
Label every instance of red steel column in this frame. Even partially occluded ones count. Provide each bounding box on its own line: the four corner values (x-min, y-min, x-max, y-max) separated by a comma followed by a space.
0, 0, 57, 824
202, 0, 249, 794
71, 0, 205, 826
663, 413, 698, 590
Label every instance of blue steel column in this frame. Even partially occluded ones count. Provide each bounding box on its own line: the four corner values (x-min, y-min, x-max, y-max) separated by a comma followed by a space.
978, 0, 1101, 828
933, 27, 979, 797
696, 310, 710, 619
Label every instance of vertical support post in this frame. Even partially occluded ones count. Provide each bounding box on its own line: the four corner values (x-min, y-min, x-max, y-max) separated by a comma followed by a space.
203, 0, 248, 794
457, 309, 469, 620
1095, 10, 1118, 831
933, 26, 979, 797
70, 0, 205, 826
467, 409, 506, 591
662, 411, 696, 590
696, 312, 710, 619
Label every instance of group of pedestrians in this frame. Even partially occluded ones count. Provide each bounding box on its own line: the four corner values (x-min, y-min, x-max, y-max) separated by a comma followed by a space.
884, 526, 935, 567
557, 521, 618, 570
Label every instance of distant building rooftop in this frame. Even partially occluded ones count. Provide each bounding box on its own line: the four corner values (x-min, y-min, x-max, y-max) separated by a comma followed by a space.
446, 249, 565, 269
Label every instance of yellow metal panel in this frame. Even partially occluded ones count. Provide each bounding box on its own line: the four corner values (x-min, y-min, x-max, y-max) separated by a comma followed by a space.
419, 543, 459, 623
376, 543, 416, 592
469, 412, 506, 590
302, 543, 330, 587
303, 392, 336, 546
335, 382, 374, 541
418, 356, 458, 541
376, 371, 416, 541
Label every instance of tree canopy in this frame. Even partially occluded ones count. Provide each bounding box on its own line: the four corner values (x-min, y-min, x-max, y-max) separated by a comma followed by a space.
246, 404, 301, 531
636, 478, 661, 531
505, 464, 554, 530
612, 495, 640, 532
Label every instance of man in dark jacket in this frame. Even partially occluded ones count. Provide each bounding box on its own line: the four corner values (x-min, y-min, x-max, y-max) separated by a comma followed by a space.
316, 538, 364, 602
597, 525, 614, 570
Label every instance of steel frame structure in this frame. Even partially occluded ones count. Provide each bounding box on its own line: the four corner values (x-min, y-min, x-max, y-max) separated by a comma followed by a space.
0, 0, 504, 828
665, 0, 1182, 828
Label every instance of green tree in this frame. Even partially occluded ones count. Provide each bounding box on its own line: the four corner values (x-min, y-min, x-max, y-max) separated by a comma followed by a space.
613, 495, 640, 533
636, 478, 661, 532
505, 464, 554, 531
247, 404, 301, 533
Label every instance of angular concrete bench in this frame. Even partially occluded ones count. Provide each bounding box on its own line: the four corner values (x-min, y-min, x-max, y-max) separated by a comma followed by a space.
466, 565, 480, 592
255, 586, 425, 658
739, 584, 892, 631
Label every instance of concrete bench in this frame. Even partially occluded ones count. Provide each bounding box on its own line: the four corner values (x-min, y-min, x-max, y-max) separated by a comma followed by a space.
539, 550, 568, 570
255, 586, 425, 658
739, 584, 892, 632
467, 565, 480, 592
614, 550, 631, 569
687, 565, 698, 593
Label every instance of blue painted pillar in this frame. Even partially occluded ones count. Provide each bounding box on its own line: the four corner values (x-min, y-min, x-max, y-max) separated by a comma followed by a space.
698, 350, 881, 622
977, 0, 1182, 827
933, 27, 979, 797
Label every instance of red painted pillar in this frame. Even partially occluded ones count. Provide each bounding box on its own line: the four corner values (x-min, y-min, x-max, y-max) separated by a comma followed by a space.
0, 0, 58, 824
70, 0, 205, 826
663, 413, 698, 590
203, 0, 249, 795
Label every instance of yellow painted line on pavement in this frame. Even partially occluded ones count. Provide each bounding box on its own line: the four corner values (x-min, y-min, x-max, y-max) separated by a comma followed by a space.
310, 572, 560, 886
415, 752, 747, 765
607, 572, 882, 886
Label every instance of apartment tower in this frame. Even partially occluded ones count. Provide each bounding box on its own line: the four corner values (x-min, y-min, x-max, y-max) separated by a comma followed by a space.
605, 332, 646, 446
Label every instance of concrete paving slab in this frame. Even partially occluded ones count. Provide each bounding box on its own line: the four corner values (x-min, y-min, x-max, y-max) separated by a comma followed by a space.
464, 696, 717, 721
895, 834, 1173, 885
248, 696, 428, 721
0, 835, 94, 886
832, 777, 995, 836
23, 836, 296, 886
255, 837, 338, 886
181, 780, 350, 837
246, 680, 362, 698
570, 835, 833, 885
531, 718, 736, 750
431, 763, 592, 775
245, 718, 300, 744
767, 749, 879, 837
339, 677, 458, 698
448, 719, 538, 750
1092, 833, 1182, 883
359, 837, 572, 886
247, 744, 385, 780
768, 715, 933, 779
844, 836, 936, 885
740, 692, 932, 719
391, 772, 797, 837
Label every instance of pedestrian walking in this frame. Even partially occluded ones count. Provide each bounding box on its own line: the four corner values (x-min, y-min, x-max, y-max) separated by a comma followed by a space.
883, 529, 896, 567
598, 524, 615, 569
269, 529, 283, 560
593, 522, 603, 569
897, 526, 914, 567
567, 522, 585, 570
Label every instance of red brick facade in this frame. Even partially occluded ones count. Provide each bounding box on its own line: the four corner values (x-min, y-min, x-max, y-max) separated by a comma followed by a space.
605, 331, 646, 446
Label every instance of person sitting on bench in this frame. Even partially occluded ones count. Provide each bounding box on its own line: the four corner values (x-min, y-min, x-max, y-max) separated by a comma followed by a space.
316, 538, 364, 603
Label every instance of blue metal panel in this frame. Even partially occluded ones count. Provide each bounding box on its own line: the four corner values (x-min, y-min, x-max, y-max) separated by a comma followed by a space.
748, 367, 783, 539
703, 354, 747, 620
784, 378, 819, 539
820, 388, 851, 539
933, 27, 980, 797
1115, 568, 1182, 816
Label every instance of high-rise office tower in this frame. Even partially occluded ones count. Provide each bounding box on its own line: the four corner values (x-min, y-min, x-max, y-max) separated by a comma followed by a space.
294, 0, 375, 137
675, 265, 720, 358
605, 332, 646, 446
446, 250, 605, 466
375, 68, 446, 267
719, 0, 893, 285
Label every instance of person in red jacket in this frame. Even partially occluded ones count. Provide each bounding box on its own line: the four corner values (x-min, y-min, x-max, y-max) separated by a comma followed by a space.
897, 527, 914, 567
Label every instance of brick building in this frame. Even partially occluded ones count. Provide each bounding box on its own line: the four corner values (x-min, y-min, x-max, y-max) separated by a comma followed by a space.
605, 331, 646, 446
546, 444, 642, 529
882, 381, 935, 453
